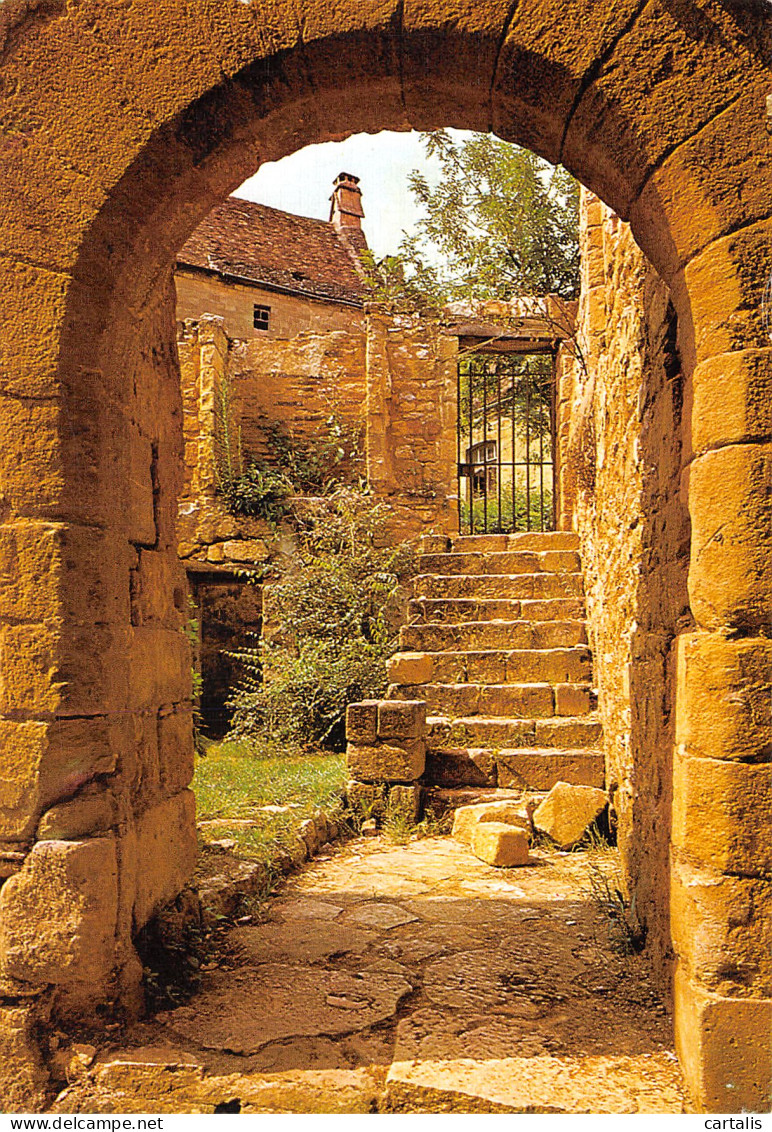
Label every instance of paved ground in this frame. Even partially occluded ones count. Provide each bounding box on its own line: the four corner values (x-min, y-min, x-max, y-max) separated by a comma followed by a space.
54, 835, 687, 1113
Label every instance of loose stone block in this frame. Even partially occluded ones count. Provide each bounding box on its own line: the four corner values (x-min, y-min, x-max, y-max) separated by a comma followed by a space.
347, 739, 425, 784
346, 701, 379, 745
387, 652, 435, 685
675, 964, 772, 1113
451, 802, 530, 846
471, 822, 530, 867
533, 781, 607, 849
377, 700, 427, 740
0, 838, 118, 986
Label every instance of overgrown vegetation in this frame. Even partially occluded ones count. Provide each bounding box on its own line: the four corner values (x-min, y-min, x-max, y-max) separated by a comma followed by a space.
218, 409, 365, 522
194, 739, 348, 860
226, 488, 416, 749
137, 741, 348, 1012
583, 850, 646, 956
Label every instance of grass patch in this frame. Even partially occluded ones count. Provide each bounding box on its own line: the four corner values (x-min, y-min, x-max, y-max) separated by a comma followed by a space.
194, 739, 347, 865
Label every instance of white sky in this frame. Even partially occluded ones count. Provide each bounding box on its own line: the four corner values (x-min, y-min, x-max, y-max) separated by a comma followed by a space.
235, 129, 474, 261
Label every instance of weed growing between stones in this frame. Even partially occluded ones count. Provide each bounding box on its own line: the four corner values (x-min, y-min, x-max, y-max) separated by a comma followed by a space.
583, 851, 646, 956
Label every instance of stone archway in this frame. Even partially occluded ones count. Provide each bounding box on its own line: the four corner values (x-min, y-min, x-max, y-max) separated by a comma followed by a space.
0, 0, 770, 1111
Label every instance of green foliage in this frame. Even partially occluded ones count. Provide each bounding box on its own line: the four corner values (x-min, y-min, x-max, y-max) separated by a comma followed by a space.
460, 487, 553, 535
194, 740, 347, 846
369, 130, 579, 308
226, 488, 416, 749
218, 416, 365, 521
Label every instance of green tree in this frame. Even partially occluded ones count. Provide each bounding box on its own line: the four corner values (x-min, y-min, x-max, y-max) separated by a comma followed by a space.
385, 130, 579, 306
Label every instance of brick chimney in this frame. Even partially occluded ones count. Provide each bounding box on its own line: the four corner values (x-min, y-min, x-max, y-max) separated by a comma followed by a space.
329, 172, 364, 232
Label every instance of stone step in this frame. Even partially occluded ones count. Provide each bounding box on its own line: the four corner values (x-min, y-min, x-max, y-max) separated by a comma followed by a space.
387, 646, 593, 687
387, 682, 593, 718
418, 550, 582, 576
425, 746, 605, 790
424, 785, 540, 819
408, 596, 585, 624
399, 619, 587, 652
414, 572, 584, 600
450, 531, 580, 553
427, 714, 602, 749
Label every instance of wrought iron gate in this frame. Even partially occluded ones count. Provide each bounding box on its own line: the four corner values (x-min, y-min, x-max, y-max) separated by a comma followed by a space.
457, 351, 556, 534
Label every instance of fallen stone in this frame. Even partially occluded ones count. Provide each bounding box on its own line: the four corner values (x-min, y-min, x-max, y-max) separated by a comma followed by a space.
159, 964, 411, 1053
471, 823, 530, 867
452, 802, 531, 846
533, 782, 607, 849
361, 819, 379, 837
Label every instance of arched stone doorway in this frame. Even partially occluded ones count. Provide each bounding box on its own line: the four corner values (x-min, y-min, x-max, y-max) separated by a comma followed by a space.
0, 0, 769, 1111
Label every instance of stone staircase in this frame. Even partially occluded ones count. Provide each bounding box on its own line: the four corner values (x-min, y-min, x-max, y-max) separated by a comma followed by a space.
386, 531, 604, 792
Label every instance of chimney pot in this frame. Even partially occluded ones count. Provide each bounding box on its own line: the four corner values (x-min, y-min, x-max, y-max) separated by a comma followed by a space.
330, 172, 365, 231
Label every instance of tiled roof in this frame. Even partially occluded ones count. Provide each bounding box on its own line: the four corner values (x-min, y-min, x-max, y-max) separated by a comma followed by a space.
176, 196, 370, 306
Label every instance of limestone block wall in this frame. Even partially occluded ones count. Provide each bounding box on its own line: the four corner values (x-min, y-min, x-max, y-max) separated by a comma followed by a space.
175, 270, 365, 341
366, 309, 459, 539
562, 191, 692, 991
0, 277, 197, 1066
229, 324, 366, 462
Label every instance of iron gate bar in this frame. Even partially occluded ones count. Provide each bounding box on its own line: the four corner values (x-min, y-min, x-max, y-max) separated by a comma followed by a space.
482, 356, 488, 533
457, 350, 557, 536
497, 359, 503, 529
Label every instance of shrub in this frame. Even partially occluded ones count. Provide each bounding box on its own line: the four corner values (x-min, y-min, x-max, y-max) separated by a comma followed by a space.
226, 487, 416, 750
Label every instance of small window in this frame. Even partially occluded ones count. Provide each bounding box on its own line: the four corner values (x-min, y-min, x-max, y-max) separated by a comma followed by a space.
253, 304, 271, 332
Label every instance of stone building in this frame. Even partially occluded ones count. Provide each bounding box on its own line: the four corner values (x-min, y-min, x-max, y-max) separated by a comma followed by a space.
174, 175, 372, 729
1, 0, 770, 1112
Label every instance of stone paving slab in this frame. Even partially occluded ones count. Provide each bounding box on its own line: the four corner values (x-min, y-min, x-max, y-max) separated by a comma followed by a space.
54, 833, 687, 1113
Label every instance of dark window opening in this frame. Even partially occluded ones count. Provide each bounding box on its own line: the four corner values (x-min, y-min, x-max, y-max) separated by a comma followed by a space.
253, 304, 271, 331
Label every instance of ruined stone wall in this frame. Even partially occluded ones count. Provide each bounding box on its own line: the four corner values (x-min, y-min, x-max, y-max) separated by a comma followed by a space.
366, 310, 459, 540
229, 326, 366, 461
563, 191, 691, 991
175, 270, 364, 340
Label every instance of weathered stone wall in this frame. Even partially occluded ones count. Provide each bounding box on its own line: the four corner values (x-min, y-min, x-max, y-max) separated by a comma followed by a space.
230, 325, 366, 461
562, 190, 692, 990
0, 276, 197, 1104
175, 270, 364, 340
1, 0, 770, 1109
366, 310, 459, 539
